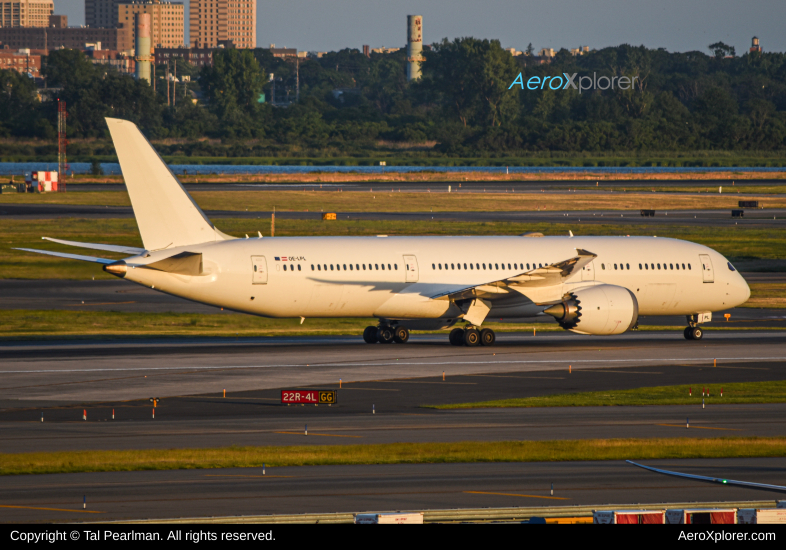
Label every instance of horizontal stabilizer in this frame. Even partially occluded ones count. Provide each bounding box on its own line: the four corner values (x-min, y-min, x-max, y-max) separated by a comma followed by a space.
42, 237, 145, 255
14, 248, 116, 265
144, 251, 203, 276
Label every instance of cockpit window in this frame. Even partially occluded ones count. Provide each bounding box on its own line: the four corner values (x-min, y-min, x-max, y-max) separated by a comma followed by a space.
727, 261, 736, 272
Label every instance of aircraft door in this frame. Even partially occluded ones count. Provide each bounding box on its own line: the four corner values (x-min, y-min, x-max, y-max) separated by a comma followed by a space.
251, 256, 268, 284
581, 260, 595, 281
699, 254, 714, 283
403, 255, 419, 282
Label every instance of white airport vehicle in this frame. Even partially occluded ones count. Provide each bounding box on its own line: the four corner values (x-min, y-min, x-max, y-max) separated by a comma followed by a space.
17, 118, 751, 346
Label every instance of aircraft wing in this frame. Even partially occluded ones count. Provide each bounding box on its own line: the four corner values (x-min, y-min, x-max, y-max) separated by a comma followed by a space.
430, 248, 597, 301
627, 460, 786, 494
42, 237, 145, 255
14, 248, 118, 265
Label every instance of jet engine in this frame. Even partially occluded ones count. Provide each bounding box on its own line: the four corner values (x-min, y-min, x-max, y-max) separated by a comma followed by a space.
544, 284, 638, 335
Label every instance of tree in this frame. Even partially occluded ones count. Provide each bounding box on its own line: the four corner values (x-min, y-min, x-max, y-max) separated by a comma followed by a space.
526, 43, 534, 56
423, 37, 519, 127
200, 49, 264, 135
709, 42, 735, 59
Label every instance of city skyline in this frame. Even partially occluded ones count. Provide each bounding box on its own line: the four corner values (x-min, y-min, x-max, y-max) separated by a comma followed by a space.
45, 0, 786, 54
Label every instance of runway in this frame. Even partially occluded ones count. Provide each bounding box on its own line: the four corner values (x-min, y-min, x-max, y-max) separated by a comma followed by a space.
4, 203, 786, 228
0, 458, 782, 523
2, 332, 785, 522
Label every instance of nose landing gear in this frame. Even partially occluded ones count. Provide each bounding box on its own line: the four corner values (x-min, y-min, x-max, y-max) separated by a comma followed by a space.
684, 315, 705, 340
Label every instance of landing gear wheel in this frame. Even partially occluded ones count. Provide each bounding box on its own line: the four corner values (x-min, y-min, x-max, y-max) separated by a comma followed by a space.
463, 327, 480, 347
363, 326, 379, 344
683, 327, 692, 340
690, 327, 703, 340
480, 328, 496, 346
449, 328, 465, 346
393, 326, 410, 344
377, 325, 394, 344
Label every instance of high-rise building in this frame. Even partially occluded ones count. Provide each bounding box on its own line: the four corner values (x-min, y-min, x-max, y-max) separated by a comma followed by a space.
0, 0, 54, 28
190, 0, 256, 49
116, 1, 184, 50
85, 0, 122, 29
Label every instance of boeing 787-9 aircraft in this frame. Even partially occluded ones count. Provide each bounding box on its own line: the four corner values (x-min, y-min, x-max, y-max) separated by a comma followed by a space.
18, 118, 751, 346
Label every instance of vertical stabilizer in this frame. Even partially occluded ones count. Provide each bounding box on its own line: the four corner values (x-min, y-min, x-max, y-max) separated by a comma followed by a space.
106, 118, 229, 251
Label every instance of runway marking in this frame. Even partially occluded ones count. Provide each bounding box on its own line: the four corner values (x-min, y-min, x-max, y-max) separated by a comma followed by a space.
466, 374, 566, 380
464, 491, 569, 501
0, 504, 104, 514
586, 370, 663, 374
376, 380, 477, 385
657, 424, 742, 431
6, 356, 786, 374
67, 301, 136, 306
333, 387, 401, 391
204, 475, 294, 479
273, 431, 362, 438
679, 365, 772, 371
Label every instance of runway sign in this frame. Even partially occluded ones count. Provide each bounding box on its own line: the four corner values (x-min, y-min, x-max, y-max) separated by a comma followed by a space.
281, 390, 337, 404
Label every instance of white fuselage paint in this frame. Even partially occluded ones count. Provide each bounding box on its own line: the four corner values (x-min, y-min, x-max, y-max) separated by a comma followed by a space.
120, 235, 750, 324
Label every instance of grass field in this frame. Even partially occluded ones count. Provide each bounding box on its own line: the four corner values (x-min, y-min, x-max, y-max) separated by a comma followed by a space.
3, 218, 785, 280
1, 437, 784, 476
4, 189, 786, 212
431, 381, 786, 409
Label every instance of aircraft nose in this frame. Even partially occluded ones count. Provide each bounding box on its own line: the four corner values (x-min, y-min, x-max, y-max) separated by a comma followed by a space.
736, 273, 751, 306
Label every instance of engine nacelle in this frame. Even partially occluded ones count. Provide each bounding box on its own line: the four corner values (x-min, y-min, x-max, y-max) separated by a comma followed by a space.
544, 284, 639, 335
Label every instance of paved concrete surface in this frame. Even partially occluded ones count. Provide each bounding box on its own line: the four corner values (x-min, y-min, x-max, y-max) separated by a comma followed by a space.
0, 458, 782, 523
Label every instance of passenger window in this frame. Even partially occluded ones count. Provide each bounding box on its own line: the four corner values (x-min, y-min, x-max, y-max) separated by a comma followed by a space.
527, 263, 530, 269
463, 263, 467, 269
388, 264, 391, 270
311, 265, 315, 271
644, 264, 648, 270
514, 263, 517, 269
482, 263, 486, 269
670, 263, 673, 270
675, 263, 679, 270
682, 263, 685, 270
343, 264, 346, 270
381, 264, 385, 270
601, 264, 605, 270
357, 264, 360, 270
284, 265, 287, 271
626, 263, 629, 270
614, 264, 617, 270
439, 263, 442, 270
394, 264, 398, 270
349, 264, 353, 270
638, 263, 642, 269
494, 263, 498, 269
650, 264, 654, 269
507, 263, 511, 269
298, 264, 302, 271
451, 263, 455, 270
330, 264, 334, 271
476, 263, 480, 269
688, 264, 691, 270
657, 264, 660, 270
457, 263, 461, 270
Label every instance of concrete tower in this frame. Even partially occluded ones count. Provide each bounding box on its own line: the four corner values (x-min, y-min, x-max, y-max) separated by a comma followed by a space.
134, 13, 152, 84
406, 15, 423, 81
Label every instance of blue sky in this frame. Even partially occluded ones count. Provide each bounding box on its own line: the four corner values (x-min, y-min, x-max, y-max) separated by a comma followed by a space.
55, 0, 785, 54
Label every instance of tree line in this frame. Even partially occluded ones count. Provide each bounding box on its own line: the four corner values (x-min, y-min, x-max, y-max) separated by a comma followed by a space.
0, 40, 785, 157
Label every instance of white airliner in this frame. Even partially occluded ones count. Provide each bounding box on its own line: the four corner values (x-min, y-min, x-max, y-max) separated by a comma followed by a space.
18, 118, 751, 346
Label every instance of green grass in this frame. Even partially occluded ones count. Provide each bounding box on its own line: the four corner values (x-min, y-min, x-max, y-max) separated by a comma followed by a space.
0, 310, 564, 340
430, 381, 786, 409
3, 218, 785, 280
5, 189, 786, 212
2, 438, 784, 476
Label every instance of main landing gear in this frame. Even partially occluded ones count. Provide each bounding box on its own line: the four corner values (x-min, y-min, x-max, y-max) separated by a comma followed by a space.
363, 324, 409, 344
449, 327, 496, 347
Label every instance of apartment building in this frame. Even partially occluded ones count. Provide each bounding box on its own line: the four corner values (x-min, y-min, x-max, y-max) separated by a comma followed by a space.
190, 0, 255, 49
0, 0, 54, 28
